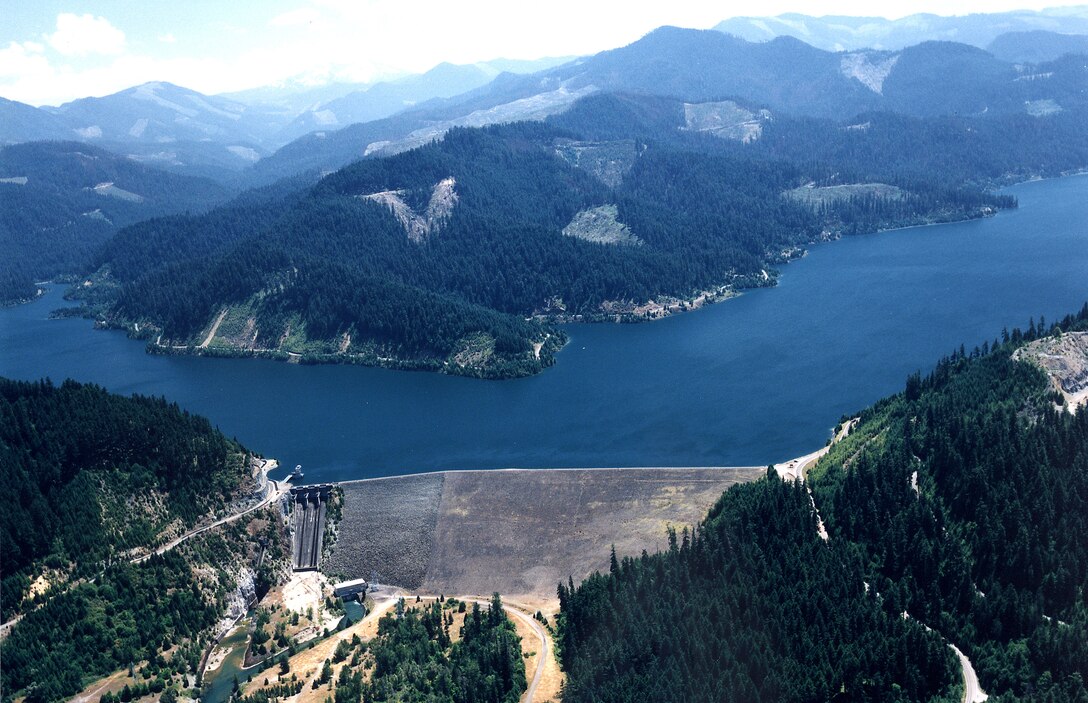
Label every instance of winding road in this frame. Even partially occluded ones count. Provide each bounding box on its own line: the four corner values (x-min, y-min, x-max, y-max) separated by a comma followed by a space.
950, 642, 988, 703
134, 466, 284, 564
787, 422, 987, 703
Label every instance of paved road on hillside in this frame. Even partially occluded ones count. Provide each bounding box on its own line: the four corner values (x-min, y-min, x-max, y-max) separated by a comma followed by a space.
950, 642, 988, 702
134, 477, 283, 563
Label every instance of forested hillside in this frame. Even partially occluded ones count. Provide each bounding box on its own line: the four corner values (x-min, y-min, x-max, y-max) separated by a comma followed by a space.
557, 472, 959, 702
89, 99, 1065, 377
0, 377, 287, 703
559, 305, 1088, 702
364, 596, 525, 703
36, 24, 1088, 378
2, 517, 285, 703
0, 141, 228, 303
0, 377, 256, 621
811, 307, 1088, 700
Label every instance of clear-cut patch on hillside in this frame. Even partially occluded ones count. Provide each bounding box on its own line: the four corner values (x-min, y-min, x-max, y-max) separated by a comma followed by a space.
840, 52, 900, 94
1025, 99, 1063, 116
562, 204, 642, 246
364, 83, 597, 157
554, 138, 638, 188
82, 209, 111, 223
361, 177, 458, 243
784, 182, 905, 207
226, 145, 261, 162
682, 100, 769, 142
1013, 330, 1088, 412
90, 181, 145, 202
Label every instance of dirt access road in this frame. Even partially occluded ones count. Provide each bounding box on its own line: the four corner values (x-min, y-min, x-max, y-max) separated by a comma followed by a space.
951, 642, 988, 703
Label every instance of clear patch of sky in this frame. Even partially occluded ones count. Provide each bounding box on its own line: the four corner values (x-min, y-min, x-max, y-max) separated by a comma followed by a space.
2, 0, 1086, 106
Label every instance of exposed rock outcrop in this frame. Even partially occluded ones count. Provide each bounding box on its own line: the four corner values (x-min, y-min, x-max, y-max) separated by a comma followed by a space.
1014, 331, 1088, 411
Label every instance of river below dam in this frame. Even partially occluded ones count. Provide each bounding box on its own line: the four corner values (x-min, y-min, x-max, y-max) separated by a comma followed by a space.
2, 175, 1086, 482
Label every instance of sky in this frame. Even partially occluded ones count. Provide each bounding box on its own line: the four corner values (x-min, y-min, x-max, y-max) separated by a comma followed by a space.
2, 0, 1086, 106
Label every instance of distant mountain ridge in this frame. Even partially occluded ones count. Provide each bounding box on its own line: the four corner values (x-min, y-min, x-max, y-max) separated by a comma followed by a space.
0, 57, 575, 182
249, 26, 1088, 185
274, 56, 574, 145
987, 29, 1088, 62
714, 7, 1088, 51
4, 18, 1085, 188
0, 141, 228, 302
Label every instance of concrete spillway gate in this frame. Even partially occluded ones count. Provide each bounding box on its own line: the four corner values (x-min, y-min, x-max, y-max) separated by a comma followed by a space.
290, 484, 332, 571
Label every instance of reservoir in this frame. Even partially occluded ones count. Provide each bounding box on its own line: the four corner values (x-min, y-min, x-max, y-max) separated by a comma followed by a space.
2, 175, 1086, 482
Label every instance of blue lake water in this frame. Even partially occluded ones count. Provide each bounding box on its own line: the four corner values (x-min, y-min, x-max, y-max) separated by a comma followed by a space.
2, 175, 1086, 482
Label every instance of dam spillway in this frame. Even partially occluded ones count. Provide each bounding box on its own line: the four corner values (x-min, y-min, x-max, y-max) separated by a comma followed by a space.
291, 484, 331, 571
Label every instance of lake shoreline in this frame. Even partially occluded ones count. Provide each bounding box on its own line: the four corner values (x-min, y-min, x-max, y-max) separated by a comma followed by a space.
4, 174, 1086, 483
18, 190, 1016, 379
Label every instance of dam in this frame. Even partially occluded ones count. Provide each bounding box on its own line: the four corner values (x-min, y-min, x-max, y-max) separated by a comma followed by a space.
290, 484, 332, 571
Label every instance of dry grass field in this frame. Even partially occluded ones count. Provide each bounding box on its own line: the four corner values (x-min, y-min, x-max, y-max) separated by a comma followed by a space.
330, 467, 762, 607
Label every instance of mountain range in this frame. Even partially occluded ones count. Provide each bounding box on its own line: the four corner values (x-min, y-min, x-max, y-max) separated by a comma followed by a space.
3, 16, 1088, 376
714, 6, 1088, 51
0, 57, 571, 181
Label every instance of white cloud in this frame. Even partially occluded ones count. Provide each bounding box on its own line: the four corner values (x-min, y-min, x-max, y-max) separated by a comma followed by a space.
5, 0, 1088, 106
269, 7, 324, 27
0, 41, 50, 80
47, 13, 125, 57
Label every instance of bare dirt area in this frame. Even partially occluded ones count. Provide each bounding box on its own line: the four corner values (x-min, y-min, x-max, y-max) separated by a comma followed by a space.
240, 596, 398, 703
562, 205, 642, 246
199, 307, 228, 348
361, 177, 457, 242
1013, 330, 1088, 412
69, 668, 134, 703
280, 571, 328, 616
325, 472, 445, 588
682, 100, 768, 142
329, 468, 760, 606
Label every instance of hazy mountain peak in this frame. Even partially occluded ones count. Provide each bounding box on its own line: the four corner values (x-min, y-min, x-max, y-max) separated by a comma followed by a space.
715, 8, 1088, 51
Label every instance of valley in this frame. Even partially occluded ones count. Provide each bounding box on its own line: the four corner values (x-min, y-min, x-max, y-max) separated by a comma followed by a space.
6, 25, 1088, 381
3, 7, 1088, 703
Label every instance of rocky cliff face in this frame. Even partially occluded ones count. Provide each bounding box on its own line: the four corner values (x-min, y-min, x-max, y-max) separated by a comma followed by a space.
212, 567, 257, 639
1014, 331, 1088, 407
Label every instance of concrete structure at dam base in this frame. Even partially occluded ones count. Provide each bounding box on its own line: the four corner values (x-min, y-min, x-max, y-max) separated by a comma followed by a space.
290, 484, 332, 571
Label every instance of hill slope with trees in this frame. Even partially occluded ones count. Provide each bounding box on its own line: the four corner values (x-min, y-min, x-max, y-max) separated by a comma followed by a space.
86, 89, 1088, 377
0, 377, 259, 621
0, 377, 287, 703
0, 142, 228, 304
558, 305, 1088, 702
